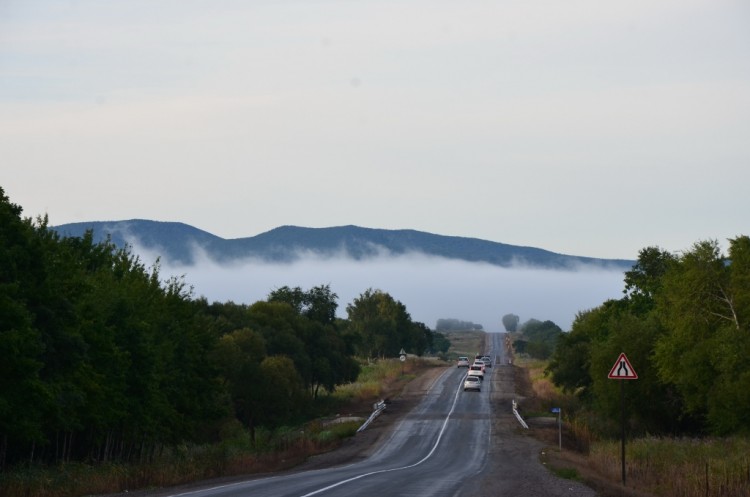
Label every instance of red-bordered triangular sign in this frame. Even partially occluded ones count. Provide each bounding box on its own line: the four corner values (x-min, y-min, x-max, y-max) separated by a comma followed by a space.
608, 353, 638, 379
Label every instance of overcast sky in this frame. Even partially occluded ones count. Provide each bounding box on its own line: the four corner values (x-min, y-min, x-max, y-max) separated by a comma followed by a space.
2, 0, 749, 260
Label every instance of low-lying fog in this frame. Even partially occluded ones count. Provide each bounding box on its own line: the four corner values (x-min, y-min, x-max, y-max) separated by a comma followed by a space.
139, 245, 627, 333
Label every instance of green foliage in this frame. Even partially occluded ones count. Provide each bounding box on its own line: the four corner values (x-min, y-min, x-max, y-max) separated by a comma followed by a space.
0, 188, 355, 468
268, 284, 338, 324
429, 330, 451, 354
345, 288, 429, 358
548, 236, 750, 437
435, 318, 483, 331
502, 313, 519, 332
517, 319, 562, 359
654, 237, 750, 434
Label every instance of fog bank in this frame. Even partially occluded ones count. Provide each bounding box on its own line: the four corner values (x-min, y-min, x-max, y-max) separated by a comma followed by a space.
142, 245, 626, 332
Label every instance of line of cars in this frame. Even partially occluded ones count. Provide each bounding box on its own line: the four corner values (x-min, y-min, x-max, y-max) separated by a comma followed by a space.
461, 354, 492, 391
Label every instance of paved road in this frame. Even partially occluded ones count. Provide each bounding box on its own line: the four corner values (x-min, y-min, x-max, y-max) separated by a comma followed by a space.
156, 337, 507, 497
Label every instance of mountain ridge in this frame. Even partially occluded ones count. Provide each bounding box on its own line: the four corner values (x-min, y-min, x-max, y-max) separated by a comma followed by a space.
51, 220, 635, 270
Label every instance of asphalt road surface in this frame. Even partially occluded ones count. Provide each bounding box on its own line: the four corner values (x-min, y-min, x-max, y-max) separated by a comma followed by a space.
153, 333, 598, 497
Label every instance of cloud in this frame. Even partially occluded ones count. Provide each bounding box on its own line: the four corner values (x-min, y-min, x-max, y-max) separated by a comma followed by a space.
136, 243, 626, 332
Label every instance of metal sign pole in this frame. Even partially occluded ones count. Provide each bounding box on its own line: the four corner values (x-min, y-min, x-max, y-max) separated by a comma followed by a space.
607, 352, 637, 488
550, 407, 561, 451
558, 408, 562, 452
620, 379, 626, 486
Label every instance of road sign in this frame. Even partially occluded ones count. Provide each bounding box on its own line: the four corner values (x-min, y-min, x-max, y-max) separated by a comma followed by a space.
399, 354, 406, 362
608, 353, 638, 379
550, 407, 560, 413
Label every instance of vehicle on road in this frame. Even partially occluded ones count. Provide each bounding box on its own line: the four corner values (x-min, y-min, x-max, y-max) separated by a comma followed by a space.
457, 356, 470, 368
472, 360, 486, 372
468, 365, 485, 380
481, 356, 492, 368
463, 375, 481, 391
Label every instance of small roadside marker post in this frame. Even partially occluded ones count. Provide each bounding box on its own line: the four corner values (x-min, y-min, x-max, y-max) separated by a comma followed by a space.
551, 407, 561, 451
608, 353, 638, 486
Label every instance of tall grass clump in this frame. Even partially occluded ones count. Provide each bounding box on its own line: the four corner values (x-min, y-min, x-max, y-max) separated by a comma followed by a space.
589, 436, 750, 497
332, 357, 434, 405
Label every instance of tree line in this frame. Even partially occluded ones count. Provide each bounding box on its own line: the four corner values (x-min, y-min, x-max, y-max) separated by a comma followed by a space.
0, 187, 446, 469
546, 237, 750, 436
510, 318, 563, 360
435, 318, 483, 332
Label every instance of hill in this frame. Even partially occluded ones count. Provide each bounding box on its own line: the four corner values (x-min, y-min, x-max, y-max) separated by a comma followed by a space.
51, 220, 634, 270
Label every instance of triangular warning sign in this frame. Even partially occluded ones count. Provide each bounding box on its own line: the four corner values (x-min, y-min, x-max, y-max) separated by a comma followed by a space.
608, 353, 638, 379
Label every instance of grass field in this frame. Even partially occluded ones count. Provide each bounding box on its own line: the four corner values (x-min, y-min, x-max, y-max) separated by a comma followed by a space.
443, 330, 486, 360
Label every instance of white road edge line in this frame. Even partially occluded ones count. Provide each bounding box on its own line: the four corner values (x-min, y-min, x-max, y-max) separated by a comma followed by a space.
298, 372, 466, 497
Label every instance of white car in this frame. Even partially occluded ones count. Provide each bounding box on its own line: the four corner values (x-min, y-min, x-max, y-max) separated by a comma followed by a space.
468, 365, 485, 381
463, 375, 481, 391
457, 356, 470, 368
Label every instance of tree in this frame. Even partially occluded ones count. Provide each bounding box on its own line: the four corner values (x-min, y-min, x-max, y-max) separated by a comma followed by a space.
268, 284, 339, 324
346, 289, 415, 358
654, 238, 750, 434
502, 313, 520, 332
0, 188, 49, 466
520, 320, 562, 359
211, 328, 266, 443
623, 246, 676, 314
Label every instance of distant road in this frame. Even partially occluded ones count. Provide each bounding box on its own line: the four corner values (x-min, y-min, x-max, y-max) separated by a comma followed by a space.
151, 334, 596, 497
152, 340, 505, 497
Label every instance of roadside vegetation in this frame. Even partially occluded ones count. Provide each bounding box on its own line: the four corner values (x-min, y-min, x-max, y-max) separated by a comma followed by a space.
510, 235, 750, 496
442, 329, 486, 361
0, 186, 451, 496
0, 355, 442, 497
517, 355, 750, 497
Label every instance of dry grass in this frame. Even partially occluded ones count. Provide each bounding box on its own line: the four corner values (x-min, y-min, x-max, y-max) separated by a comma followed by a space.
443, 330, 486, 359
517, 357, 750, 497
333, 356, 442, 405
590, 437, 750, 497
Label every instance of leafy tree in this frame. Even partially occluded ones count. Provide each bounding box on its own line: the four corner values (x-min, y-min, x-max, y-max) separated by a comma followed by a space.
588, 312, 681, 435
429, 330, 451, 355
256, 355, 306, 427
346, 289, 417, 358
0, 189, 49, 465
435, 318, 483, 331
521, 320, 562, 359
623, 246, 676, 314
247, 301, 311, 392
654, 238, 750, 434
546, 315, 592, 397
211, 327, 266, 443
268, 284, 338, 324
264, 287, 359, 397
502, 313, 520, 332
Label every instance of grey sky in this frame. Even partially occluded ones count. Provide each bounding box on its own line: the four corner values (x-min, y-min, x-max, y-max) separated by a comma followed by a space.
2, 0, 749, 259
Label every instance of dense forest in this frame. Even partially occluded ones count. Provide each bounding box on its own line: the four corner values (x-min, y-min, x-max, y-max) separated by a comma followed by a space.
546, 237, 750, 436
0, 187, 447, 469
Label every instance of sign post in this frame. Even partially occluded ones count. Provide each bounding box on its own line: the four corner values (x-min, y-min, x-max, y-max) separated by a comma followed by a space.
608, 353, 638, 486
551, 407, 561, 451
399, 348, 406, 375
